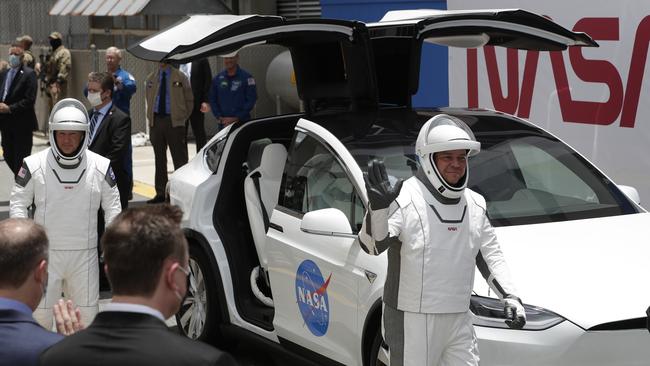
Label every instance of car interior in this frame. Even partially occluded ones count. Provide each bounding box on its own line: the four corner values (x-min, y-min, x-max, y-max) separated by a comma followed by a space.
212, 116, 298, 330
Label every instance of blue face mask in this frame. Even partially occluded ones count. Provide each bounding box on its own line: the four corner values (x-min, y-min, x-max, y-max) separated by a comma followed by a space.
8, 54, 21, 68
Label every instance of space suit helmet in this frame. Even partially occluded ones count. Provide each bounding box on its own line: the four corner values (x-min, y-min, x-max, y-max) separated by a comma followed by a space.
415, 114, 480, 199
48, 98, 90, 167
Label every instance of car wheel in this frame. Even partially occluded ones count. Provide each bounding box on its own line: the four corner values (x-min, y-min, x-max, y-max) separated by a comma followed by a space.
176, 245, 219, 342
368, 328, 389, 366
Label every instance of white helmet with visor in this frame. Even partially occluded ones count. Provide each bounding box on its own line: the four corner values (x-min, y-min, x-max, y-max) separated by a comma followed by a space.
415, 114, 480, 199
48, 98, 90, 167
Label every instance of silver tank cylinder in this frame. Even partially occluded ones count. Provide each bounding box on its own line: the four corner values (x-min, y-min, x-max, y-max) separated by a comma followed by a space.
265, 50, 301, 112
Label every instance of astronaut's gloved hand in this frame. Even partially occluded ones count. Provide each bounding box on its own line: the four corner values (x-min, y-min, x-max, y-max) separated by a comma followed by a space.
504, 296, 526, 329
364, 159, 403, 210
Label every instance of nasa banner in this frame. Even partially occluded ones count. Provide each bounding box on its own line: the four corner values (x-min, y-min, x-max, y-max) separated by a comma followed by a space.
447, 0, 650, 205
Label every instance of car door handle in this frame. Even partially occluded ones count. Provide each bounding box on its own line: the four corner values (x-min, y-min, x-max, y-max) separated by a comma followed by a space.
269, 222, 283, 232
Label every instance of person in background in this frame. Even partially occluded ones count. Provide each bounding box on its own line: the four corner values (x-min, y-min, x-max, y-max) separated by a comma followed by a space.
104, 47, 136, 115
209, 51, 256, 130
43, 32, 71, 112
144, 62, 193, 204
179, 58, 211, 152
39, 205, 237, 366
0, 218, 83, 366
84, 47, 137, 200
0, 42, 38, 176
86, 71, 131, 209
16, 35, 38, 72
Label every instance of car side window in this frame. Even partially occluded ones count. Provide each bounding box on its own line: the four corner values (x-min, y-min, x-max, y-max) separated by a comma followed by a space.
205, 137, 226, 173
280, 131, 362, 233
511, 142, 598, 203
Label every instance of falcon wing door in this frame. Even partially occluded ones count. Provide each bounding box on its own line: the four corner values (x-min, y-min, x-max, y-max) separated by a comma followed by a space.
128, 14, 378, 114
366, 8, 598, 107
265, 118, 370, 365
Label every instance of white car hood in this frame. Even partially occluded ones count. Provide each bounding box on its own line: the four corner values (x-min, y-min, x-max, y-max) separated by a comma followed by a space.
493, 212, 650, 330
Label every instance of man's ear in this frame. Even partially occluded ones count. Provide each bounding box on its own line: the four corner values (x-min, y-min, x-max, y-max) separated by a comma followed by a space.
34, 259, 47, 284
165, 260, 181, 291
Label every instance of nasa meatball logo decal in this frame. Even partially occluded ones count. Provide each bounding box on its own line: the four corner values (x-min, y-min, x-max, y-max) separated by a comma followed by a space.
295, 260, 332, 337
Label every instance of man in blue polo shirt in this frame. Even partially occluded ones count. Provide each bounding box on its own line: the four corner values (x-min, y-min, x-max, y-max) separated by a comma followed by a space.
105, 47, 136, 200
209, 51, 257, 129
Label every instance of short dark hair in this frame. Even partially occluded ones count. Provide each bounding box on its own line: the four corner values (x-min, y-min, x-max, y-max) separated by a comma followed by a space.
0, 219, 48, 288
101, 204, 186, 296
88, 71, 114, 96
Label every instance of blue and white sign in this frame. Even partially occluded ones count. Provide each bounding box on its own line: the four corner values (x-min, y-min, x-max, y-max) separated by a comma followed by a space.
295, 260, 332, 337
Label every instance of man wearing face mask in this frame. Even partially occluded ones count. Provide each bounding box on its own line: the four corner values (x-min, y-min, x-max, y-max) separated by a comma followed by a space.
10, 98, 121, 330
39, 204, 237, 366
86, 71, 131, 209
0, 42, 37, 176
358, 114, 526, 366
44, 32, 71, 112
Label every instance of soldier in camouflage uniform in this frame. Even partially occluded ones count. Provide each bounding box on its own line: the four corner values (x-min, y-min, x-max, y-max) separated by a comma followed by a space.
44, 31, 71, 112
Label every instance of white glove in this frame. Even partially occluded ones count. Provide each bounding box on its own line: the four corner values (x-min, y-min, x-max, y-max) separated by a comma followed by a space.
504, 296, 526, 329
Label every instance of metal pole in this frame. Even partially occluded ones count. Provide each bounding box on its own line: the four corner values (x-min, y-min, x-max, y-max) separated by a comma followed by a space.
90, 44, 97, 72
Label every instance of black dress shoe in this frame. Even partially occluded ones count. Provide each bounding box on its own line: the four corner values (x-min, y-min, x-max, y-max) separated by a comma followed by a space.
146, 195, 165, 204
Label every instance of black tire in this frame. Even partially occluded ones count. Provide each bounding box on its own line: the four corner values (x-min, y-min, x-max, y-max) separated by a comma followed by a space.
368, 328, 389, 366
176, 244, 226, 345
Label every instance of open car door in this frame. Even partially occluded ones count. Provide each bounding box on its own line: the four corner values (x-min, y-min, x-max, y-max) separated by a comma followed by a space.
366, 8, 598, 107
128, 14, 379, 114
265, 118, 369, 365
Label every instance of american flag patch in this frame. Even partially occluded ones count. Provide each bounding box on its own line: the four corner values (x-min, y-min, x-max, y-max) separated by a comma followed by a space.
247, 77, 256, 86
18, 167, 26, 178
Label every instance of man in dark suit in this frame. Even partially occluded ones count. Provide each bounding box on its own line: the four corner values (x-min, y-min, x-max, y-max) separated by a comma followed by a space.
180, 58, 212, 152
86, 71, 131, 209
39, 204, 237, 366
0, 42, 38, 176
0, 218, 82, 366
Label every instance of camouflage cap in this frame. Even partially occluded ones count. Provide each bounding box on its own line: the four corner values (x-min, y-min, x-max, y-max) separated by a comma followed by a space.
16, 35, 33, 43
48, 31, 63, 40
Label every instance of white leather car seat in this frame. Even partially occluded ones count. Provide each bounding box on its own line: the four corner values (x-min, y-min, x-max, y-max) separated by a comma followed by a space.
244, 143, 288, 271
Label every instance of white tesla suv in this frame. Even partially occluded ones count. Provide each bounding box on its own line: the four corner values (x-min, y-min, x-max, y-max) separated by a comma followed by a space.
129, 9, 650, 366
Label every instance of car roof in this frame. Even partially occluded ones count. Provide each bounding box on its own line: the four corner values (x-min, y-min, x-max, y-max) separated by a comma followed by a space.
306, 107, 547, 150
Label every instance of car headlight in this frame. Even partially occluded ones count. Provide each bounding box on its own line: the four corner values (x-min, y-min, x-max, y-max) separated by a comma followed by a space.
470, 295, 565, 330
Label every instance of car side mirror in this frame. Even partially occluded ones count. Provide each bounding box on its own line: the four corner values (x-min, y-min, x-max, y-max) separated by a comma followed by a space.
617, 185, 641, 205
300, 208, 353, 237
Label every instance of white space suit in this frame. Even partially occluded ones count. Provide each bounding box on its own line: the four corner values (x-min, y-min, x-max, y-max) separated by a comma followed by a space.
359, 114, 526, 366
10, 98, 121, 328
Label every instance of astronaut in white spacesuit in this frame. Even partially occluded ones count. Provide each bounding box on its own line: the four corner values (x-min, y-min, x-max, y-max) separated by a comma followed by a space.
10, 98, 121, 329
358, 114, 526, 366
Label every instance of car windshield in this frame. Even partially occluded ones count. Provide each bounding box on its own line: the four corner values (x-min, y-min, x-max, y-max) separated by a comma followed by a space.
344, 113, 637, 226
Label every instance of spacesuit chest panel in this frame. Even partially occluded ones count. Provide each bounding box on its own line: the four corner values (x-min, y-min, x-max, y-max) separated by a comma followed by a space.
37, 153, 101, 250
406, 179, 479, 312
